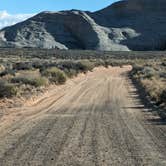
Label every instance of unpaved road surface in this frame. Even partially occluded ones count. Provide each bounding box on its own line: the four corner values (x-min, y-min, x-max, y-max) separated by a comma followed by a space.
0, 66, 166, 166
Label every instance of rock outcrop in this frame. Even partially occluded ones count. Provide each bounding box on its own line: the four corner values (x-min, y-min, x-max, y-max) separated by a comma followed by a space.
0, 0, 166, 51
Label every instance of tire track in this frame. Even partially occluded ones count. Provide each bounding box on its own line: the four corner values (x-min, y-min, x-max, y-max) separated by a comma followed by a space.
0, 78, 97, 166
0, 66, 165, 166
30, 79, 103, 166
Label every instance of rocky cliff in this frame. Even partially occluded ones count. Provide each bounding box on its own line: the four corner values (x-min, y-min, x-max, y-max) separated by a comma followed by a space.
0, 0, 166, 51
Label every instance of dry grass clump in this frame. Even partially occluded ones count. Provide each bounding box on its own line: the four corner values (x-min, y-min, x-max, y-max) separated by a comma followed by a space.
141, 78, 165, 104
0, 80, 18, 98
0, 64, 5, 72
131, 62, 166, 111
41, 67, 67, 84
11, 76, 48, 87
76, 60, 95, 73
11, 69, 48, 87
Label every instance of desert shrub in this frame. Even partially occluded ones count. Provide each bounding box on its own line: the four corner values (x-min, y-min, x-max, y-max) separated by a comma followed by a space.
132, 65, 156, 79
76, 60, 95, 73
104, 60, 110, 68
0, 80, 17, 98
41, 67, 67, 84
13, 62, 33, 70
32, 61, 44, 69
33, 61, 57, 70
160, 90, 166, 104
58, 60, 77, 70
11, 76, 48, 87
159, 71, 166, 78
63, 68, 78, 78
0, 69, 15, 77
141, 66, 156, 79
131, 65, 143, 73
131, 63, 166, 109
161, 62, 166, 67
29, 77, 48, 87
48, 60, 96, 76
93, 59, 105, 67
57, 61, 78, 77
141, 78, 164, 103
0, 64, 5, 72
102, 59, 130, 68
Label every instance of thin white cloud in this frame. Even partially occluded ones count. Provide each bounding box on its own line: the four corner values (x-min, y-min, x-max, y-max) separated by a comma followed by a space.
0, 11, 35, 29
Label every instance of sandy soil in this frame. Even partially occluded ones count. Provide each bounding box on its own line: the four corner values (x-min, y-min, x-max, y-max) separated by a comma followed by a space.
0, 66, 165, 166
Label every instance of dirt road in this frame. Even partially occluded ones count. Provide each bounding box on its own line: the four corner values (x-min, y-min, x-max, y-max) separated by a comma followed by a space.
0, 66, 166, 166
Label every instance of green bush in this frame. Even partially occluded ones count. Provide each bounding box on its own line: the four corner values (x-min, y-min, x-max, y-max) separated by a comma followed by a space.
0, 80, 17, 98
42, 67, 67, 84
11, 76, 48, 87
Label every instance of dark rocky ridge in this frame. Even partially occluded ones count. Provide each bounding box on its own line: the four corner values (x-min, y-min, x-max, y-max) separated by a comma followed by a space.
0, 0, 166, 51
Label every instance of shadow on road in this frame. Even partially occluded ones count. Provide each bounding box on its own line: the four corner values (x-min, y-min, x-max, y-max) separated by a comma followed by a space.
126, 74, 166, 125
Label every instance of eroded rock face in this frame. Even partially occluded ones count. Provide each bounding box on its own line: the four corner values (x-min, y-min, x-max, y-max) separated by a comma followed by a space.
0, 0, 166, 51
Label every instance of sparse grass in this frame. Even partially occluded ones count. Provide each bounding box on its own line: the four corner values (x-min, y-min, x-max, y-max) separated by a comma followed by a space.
0, 48, 166, 112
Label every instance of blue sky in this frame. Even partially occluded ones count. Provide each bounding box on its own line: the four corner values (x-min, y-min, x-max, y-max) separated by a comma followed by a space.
0, 0, 117, 14
0, 0, 118, 29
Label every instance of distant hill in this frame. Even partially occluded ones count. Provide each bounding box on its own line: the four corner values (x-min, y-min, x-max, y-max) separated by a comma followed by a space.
0, 0, 166, 51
